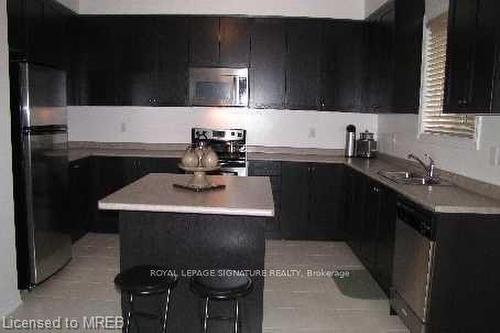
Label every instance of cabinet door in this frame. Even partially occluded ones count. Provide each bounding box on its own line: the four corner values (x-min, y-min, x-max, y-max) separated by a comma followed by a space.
491, 0, 500, 113
392, 0, 424, 114
248, 161, 282, 238
363, 1, 395, 113
156, 16, 189, 106
445, 0, 497, 113
374, 185, 397, 295
189, 17, 219, 66
360, 181, 382, 271
77, 17, 122, 105
26, 0, 45, 64
69, 158, 91, 242
285, 19, 321, 110
346, 169, 368, 259
321, 21, 364, 112
250, 18, 286, 109
280, 162, 310, 239
7, 0, 27, 55
90, 157, 130, 233
220, 17, 250, 66
117, 16, 158, 106
308, 164, 345, 240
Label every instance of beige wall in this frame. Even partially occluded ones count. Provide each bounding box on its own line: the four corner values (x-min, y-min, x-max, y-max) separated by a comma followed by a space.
0, 0, 21, 316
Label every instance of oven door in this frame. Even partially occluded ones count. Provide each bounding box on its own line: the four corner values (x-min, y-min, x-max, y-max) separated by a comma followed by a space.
189, 68, 248, 107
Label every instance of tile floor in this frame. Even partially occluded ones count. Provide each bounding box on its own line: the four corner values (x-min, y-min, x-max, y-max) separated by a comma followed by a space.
3, 233, 408, 333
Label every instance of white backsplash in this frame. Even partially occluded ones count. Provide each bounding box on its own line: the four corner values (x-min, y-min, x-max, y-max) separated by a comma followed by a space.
67, 106, 378, 150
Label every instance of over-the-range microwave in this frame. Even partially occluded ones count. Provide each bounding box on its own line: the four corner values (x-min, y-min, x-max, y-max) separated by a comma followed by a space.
189, 67, 248, 107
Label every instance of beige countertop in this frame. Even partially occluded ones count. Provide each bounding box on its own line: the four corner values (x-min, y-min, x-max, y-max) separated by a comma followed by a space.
346, 158, 500, 215
98, 173, 275, 217
75, 142, 500, 215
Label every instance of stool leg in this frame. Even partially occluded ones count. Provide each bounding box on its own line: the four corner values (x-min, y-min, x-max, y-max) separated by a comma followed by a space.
124, 293, 133, 333
203, 297, 210, 333
161, 288, 172, 333
233, 300, 239, 333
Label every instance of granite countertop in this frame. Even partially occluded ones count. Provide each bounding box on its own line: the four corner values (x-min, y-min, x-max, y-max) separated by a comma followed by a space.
75, 142, 500, 215
98, 173, 275, 217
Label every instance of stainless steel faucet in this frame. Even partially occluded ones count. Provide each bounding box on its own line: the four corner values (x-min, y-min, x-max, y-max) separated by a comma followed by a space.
408, 153, 438, 184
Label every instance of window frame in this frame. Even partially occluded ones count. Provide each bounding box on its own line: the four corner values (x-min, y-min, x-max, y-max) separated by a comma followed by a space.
417, 12, 480, 150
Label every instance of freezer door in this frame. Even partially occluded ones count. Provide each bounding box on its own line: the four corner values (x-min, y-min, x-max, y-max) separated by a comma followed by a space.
23, 130, 72, 285
19, 63, 67, 128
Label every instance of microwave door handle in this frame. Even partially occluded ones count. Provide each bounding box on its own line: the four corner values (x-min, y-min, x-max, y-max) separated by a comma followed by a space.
233, 76, 239, 105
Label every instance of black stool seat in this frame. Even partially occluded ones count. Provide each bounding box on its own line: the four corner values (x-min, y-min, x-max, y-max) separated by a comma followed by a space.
115, 265, 178, 333
191, 274, 253, 299
115, 265, 178, 295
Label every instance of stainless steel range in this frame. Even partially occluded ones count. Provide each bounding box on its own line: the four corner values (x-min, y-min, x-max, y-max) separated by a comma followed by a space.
191, 128, 248, 176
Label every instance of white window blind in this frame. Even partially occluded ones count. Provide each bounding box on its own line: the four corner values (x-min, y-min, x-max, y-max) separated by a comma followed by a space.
421, 13, 476, 139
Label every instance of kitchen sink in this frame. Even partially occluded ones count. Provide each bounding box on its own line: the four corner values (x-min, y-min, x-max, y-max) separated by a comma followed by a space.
378, 170, 451, 186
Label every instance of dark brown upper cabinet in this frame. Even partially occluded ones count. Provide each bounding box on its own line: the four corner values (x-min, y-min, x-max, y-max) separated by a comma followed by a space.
321, 20, 365, 112
73, 16, 189, 106
249, 18, 286, 109
445, 0, 499, 114
189, 17, 220, 66
7, 0, 73, 68
189, 16, 250, 67
363, 1, 395, 113
392, 0, 424, 114
362, 0, 424, 114
220, 17, 250, 66
285, 19, 322, 110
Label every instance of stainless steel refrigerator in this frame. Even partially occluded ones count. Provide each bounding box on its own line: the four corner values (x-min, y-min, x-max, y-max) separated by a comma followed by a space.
10, 62, 72, 289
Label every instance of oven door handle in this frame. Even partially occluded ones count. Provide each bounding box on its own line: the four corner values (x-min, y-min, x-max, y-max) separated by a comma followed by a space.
220, 170, 238, 176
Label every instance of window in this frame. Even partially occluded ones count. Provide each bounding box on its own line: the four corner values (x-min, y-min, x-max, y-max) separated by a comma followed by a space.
421, 13, 476, 139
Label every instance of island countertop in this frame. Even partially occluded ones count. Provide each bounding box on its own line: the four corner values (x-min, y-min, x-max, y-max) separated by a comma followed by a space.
98, 173, 275, 217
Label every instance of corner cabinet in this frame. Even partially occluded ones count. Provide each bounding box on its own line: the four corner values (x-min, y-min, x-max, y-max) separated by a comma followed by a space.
444, 0, 500, 114
320, 21, 365, 112
363, 1, 395, 113
392, 0, 424, 114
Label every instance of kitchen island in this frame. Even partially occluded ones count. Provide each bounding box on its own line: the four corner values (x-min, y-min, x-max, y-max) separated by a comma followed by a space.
99, 173, 274, 332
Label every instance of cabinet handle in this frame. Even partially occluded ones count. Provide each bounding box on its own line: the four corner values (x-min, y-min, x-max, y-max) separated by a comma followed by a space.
458, 99, 469, 106
71, 164, 80, 169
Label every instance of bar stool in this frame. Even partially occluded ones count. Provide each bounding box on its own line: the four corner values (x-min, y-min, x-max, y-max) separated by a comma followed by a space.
190, 273, 253, 333
114, 265, 178, 333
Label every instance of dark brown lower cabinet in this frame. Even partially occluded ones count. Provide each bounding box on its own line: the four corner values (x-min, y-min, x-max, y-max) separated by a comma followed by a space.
69, 156, 180, 234
280, 162, 345, 240
346, 168, 397, 296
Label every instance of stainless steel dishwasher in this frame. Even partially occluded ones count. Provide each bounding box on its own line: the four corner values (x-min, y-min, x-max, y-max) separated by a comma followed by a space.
391, 201, 436, 333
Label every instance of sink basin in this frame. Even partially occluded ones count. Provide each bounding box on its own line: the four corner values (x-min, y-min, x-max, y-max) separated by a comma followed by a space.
378, 170, 451, 186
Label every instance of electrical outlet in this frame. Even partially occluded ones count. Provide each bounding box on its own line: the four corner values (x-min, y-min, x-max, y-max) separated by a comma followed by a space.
308, 128, 316, 138
490, 146, 500, 166
120, 122, 127, 133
